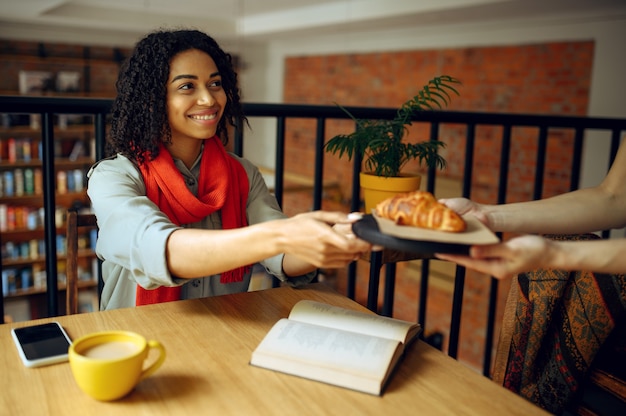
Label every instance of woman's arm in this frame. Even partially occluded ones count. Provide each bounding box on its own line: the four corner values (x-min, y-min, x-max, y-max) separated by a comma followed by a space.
436, 236, 626, 279
166, 211, 367, 278
233, 156, 367, 279
437, 139, 626, 277
89, 156, 372, 282
441, 139, 626, 235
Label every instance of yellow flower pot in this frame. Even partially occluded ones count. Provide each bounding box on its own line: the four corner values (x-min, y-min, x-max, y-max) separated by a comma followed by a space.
360, 172, 421, 214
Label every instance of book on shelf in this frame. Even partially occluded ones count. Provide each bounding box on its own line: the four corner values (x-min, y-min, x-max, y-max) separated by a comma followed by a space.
250, 300, 422, 396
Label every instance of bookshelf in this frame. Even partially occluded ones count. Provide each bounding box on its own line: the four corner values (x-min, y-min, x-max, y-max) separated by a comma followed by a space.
0, 38, 129, 321
0, 120, 98, 321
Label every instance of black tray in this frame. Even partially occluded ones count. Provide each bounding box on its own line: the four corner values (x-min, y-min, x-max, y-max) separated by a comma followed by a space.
351, 214, 471, 255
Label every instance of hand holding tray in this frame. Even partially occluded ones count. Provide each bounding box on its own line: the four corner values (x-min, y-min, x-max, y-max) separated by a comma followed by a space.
352, 213, 499, 255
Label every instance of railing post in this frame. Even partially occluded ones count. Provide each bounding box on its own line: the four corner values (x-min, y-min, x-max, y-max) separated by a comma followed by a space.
42, 112, 59, 317
448, 122, 476, 358
274, 117, 286, 209
482, 124, 512, 376
417, 122, 442, 333
233, 117, 244, 157
533, 125, 548, 200
346, 132, 363, 300
312, 118, 325, 210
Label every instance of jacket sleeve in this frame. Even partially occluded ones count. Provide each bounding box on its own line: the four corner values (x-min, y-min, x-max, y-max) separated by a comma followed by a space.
87, 155, 182, 290
234, 155, 317, 286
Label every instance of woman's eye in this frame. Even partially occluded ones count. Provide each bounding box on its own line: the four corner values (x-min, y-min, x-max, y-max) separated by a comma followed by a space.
209, 80, 223, 89
179, 83, 194, 91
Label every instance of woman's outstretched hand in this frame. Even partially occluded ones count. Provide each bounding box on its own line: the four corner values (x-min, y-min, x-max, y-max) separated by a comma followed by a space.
436, 235, 552, 279
281, 211, 379, 269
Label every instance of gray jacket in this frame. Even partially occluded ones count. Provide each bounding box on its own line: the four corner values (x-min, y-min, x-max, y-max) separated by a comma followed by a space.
87, 152, 315, 310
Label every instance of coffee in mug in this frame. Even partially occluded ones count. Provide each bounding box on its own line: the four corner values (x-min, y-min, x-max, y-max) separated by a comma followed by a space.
69, 330, 166, 401
82, 340, 140, 359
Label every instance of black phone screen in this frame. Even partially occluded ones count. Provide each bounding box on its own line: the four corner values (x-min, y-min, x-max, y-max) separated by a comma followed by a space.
13, 323, 71, 360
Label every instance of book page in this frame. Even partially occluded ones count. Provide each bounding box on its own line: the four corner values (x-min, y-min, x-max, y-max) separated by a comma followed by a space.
288, 300, 419, 345
250, 318, 402, 395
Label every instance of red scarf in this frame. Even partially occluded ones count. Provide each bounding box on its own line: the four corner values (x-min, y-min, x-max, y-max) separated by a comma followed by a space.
135, 136, 250, 306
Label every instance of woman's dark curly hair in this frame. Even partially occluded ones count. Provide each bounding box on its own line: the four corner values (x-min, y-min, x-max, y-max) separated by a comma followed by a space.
107, 29, 247, 164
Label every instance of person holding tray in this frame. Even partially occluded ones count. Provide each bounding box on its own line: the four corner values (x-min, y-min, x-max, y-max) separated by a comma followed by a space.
436, 138, 626, 278
436, 140, 626, 415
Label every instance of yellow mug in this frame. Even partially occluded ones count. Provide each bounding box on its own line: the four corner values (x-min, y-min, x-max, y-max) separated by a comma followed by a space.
68, 330, 166, 401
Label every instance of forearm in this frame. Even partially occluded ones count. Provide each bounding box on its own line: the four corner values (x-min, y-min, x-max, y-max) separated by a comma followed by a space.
281, 254, 318, 277
166, 211, 372, 279
486, 187, 626, 234
548, 238, 626, 274
167, 220, 286, 278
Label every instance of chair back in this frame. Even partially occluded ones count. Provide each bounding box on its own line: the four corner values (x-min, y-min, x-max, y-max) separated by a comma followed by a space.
65, 210, 99, 315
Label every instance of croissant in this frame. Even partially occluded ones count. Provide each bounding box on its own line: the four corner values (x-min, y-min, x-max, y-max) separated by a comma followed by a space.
375, 191, 466, 232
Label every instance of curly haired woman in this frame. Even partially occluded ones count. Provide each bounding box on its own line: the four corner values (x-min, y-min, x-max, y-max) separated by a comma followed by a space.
87, 29, 374, 310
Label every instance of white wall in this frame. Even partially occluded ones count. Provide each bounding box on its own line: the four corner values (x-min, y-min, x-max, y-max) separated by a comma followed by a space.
239, 15, 626, 189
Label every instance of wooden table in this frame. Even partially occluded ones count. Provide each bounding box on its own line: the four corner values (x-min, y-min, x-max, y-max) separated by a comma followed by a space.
0, 283, 548, 415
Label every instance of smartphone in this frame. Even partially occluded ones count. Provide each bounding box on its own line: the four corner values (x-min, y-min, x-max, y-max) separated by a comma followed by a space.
11, 322, 72, 368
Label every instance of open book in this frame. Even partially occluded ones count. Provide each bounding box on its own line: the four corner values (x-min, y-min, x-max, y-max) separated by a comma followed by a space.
250, 300, 422, 395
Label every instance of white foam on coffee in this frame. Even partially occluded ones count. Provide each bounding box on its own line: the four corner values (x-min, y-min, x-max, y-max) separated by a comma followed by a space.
82, 341, 139, 359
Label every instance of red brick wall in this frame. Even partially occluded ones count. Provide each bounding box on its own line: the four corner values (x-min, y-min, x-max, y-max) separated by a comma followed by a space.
282, 41, 594, 214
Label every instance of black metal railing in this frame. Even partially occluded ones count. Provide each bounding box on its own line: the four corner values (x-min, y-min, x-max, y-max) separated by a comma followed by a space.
1, 95, 625, 377
239, 103, 626, 376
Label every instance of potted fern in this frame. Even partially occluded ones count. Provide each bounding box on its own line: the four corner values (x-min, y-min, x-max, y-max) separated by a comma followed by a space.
324, 75, 461, 212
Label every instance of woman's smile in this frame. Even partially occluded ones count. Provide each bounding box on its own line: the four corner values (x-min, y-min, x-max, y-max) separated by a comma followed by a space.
189, 113, 218, 121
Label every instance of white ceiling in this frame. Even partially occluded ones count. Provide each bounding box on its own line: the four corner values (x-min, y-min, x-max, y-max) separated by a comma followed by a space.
1, 0, 625, 48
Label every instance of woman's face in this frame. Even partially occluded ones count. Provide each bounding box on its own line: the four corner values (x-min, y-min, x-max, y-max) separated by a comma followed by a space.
166, 48, 227, 145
